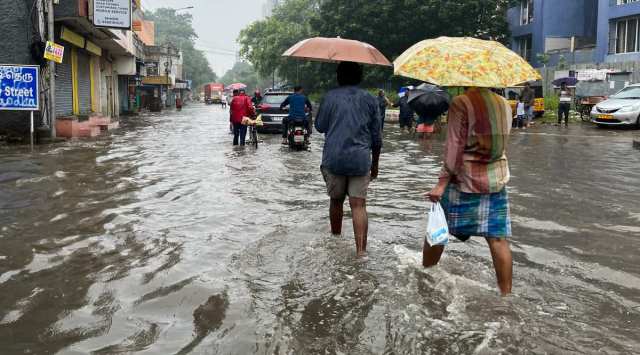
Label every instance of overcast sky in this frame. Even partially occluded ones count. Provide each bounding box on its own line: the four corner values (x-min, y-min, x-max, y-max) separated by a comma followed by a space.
143, 0, 266, 77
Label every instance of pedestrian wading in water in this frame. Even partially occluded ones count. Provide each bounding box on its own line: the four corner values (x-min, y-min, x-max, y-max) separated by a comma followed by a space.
426, 87, 514, 296
315, 61, 382, 257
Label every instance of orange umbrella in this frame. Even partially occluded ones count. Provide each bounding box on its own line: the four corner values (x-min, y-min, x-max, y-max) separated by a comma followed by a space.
282, 37, 392, 66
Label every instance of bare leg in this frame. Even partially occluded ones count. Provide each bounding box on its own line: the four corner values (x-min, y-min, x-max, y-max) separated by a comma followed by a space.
349, 197, 368, 256
329, 197, 345, 235
423, 243, 445, 267
486, 238, 513, 296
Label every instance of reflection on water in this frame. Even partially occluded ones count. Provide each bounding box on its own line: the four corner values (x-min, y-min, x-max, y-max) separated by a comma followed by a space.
1, 104, 639, 354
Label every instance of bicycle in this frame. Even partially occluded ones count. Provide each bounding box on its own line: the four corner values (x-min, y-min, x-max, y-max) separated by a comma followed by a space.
247, 123, 259, 148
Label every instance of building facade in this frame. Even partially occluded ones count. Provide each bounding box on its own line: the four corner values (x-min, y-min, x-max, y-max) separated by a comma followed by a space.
508, 0, 599, 67
509, 0, 640, 68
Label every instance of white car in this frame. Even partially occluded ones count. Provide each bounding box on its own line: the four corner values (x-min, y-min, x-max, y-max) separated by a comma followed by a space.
591, 84, 640, 128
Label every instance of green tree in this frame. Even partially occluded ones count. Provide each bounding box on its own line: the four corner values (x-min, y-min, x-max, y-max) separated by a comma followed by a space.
219, 62, 271, 92
239, 0, 516, 92
146, 8, 217, 88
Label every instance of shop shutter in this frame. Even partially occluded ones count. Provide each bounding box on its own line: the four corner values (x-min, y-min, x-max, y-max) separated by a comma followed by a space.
55, 44, 73, 117
77, 50, 91, 114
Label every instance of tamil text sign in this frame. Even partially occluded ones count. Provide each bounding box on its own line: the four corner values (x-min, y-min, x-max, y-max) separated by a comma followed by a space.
0, 65, 39, 111
93, 0, 132, 29
44, 41, 64, 63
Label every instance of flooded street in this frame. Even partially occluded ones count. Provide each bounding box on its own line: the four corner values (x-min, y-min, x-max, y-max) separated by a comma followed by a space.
1, 103, 639, 354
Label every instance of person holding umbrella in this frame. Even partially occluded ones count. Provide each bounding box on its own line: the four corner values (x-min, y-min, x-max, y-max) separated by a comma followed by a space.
395, 36, 542, 295
282, 37, 391, 257
393, 88, 415, 133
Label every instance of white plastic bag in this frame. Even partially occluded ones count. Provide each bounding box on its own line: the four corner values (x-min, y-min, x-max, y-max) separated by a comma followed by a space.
426, 202, 450, 246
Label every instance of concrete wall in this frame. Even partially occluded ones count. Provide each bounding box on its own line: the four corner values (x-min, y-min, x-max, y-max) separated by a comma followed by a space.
0, 0, 40, 137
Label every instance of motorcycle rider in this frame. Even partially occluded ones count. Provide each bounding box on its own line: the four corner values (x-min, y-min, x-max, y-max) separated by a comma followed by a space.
252, 89, 263, 107
280, 86, 313, 145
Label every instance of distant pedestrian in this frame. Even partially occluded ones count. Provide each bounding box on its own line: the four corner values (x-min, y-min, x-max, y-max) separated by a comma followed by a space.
516, 96, 526, 129
558, 82, 572, 126
221, 93, 227, 109
229, 89, 255, 146
315, 61, 382, 257
393, 91, 415, 132
377, 89, 392, 131
521, 82, 535, 127
425, 87, 514, 296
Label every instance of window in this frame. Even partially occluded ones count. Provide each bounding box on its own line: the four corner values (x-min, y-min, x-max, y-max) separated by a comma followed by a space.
517, 35, 533, 62
520, 0, 534, 25
613, 17, 640, 54
618, 0, 640, 5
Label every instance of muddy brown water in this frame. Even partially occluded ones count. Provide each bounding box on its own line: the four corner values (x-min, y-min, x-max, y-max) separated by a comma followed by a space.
1, 104, 639, 354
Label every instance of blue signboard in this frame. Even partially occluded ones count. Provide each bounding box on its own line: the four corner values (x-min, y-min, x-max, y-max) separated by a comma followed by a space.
0, 65, 39, 111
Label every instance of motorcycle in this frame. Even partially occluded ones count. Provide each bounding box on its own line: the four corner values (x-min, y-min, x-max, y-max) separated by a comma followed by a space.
287, 118, 309, 150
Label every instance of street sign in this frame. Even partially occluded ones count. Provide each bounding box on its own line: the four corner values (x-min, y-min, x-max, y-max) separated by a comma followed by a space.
93, 0, 132, 30
44, 41, 64, 64
0, 65, 39, 111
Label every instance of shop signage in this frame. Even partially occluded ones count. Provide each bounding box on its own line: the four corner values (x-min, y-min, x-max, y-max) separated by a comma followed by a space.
85, 41, 102, 56
93, 0, 132, 29
0, 65, 39, 111
44, 41, 64, 63
61, 27, 85, 48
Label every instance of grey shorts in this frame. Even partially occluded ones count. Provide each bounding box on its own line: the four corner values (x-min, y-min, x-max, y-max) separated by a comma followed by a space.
321, 167, 370, 199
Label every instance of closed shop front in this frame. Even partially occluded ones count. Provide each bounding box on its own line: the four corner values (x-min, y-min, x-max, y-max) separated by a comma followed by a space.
76, 50, 91, 115
55, 43, 73, 117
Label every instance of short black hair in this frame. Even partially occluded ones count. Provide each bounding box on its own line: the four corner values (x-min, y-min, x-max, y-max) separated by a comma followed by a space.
337, 61, 363, 86
233, 89, 239, 95
294, 86, 303, 92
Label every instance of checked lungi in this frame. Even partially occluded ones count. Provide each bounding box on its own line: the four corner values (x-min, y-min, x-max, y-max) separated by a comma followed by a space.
440, 184, 512, 241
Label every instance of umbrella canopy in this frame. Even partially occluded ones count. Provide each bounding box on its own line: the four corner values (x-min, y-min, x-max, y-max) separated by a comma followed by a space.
552, 77, 578, 87
394, 37, 542, 88
407, 84, 451, 120
282, 37, 392, 66
227, 83, 247, 91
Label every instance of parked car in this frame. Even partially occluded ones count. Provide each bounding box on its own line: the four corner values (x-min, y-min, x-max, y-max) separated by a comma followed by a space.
591, 84, 640, 128
255, 92, 291, 133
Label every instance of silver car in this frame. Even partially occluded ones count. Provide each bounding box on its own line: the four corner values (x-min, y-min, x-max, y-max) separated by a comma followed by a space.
591, 84, 640, 128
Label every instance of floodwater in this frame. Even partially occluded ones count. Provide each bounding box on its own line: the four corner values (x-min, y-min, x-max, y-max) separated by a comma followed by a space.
1, 104, 639, 354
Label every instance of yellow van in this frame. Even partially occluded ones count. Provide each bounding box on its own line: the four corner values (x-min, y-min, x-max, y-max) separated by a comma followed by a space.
503, 85, 545, 117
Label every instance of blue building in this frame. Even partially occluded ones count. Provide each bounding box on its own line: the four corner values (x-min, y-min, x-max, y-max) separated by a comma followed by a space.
508, 0, 640, 67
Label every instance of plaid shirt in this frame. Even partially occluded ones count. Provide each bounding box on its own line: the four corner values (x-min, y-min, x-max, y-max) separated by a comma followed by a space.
440, 88, 512, 193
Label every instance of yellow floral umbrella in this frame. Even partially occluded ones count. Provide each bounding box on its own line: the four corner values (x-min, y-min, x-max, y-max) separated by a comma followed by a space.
394, 37, 541, 88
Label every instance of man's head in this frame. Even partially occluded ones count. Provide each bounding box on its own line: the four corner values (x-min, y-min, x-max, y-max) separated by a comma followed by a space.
239, 89, 246, 95
294, 85, 304, 94
524, 82, 531, 88
255, 89, 261, 96
233, 89, 239, 96
561, 82, 567, 90
337, 61, 363, 86
378, 89, 385, 97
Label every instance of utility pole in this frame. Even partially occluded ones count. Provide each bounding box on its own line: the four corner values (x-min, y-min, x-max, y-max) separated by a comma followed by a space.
47, 0, 56, 137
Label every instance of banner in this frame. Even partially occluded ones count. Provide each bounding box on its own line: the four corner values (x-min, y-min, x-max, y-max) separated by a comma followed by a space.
93, 0, 132, 29
44, 41, 64, 63
0, 65, 39, 111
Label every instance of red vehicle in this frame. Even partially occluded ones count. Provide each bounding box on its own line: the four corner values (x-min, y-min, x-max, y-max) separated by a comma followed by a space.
204, 83, 225, 104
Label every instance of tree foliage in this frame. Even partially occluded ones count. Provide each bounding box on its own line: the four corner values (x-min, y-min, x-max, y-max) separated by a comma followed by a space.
239, 0, 515, 91
219, 61, 271, 91
146, 8, 217, 88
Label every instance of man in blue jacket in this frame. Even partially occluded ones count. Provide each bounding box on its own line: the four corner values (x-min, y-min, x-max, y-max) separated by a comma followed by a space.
280, 86, 313, 144
315, 62, 382, 257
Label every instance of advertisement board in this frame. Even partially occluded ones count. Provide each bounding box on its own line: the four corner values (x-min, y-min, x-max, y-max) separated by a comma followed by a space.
0, 65, 39, 111
93, 0, 132, 29
44, 41, 64, 64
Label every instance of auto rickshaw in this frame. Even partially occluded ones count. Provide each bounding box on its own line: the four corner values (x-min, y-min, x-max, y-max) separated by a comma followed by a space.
502, 83, 545, 117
